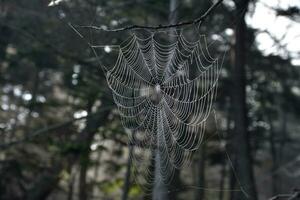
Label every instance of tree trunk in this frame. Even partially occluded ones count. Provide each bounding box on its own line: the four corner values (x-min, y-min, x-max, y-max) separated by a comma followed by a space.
196, 142, 206, 200
219, 160, 226, 200
122, 142, 134, 200
67, 166, 75, 200
267, 115, 279, 196
25, 67, 39, 132
232, 0, 257, 199
78, 98, 96, 200
277, 109, 287, 193
76, 101, 111, 200
26, 164, 61, 200
219, 102, 230, 200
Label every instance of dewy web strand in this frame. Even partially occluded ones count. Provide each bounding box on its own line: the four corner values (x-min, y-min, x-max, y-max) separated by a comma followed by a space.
88, 30, 223, 189
63, 1, 252, 194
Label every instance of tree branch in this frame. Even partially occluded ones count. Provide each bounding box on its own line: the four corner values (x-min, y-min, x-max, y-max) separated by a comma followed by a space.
0, 106, 114, 150
74, 0, 223, 32
269, 189, 300, 200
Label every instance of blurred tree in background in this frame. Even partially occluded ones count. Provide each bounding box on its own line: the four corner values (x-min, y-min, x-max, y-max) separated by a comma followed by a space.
0, 0, 299, 200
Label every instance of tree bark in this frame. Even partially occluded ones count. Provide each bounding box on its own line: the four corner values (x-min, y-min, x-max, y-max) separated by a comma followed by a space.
267, 115, 279, 196
78, 99, 94, 200
78, 97, 112, 200
67, 166, 75, 200
122, 142, 134, 200
219, 102, 230, 200
277, 108, 287, 193
196, 142, 206, 200
26, 164, 62, 200
219, 159, 226, 200
232, 0, 257, 199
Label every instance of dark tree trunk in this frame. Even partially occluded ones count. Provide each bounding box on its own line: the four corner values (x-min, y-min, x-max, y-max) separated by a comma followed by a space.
76, 100, 111, 200
196, 142, 206, 200
232, 0, 257, 199
78, 98, 98, 200
26, 164, 61, 200
219, 160, 226, 200
277, 109, 287, 193
268, 116, 279, 196
67, 167, 75, 200
79, 157, 89, 200
25, 67, 39, 132
229, 157, 237, 200
122, 143, 133, 200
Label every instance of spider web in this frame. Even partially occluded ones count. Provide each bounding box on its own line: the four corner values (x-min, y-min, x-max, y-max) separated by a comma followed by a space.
67, 22, 253, 196
88, 30, 221, 189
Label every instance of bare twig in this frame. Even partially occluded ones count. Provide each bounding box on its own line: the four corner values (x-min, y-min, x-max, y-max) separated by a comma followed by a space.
0, 106, 114, 150
73, 0, 224, 32
269, 189, 300, 200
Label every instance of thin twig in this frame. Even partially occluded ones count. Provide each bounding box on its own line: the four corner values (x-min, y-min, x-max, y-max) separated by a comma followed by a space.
269, 190, 300, 200
74, 0, 224, 32
0, 106, 114, 150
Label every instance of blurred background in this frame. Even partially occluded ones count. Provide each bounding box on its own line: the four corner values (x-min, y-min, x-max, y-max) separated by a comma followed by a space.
0, 0, 300, 200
